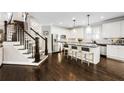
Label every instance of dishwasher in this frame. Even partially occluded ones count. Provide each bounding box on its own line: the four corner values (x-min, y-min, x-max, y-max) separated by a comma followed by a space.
98, 44, 107, 56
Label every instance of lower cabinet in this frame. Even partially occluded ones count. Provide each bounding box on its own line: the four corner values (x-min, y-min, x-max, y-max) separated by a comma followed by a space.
100, 45, 107, 56
107, 45, 124, 61
118, 46, 124, 59
0, 47, 3, 66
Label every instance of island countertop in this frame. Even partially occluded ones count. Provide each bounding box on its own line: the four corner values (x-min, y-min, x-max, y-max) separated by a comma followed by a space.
65, 43, 99, 48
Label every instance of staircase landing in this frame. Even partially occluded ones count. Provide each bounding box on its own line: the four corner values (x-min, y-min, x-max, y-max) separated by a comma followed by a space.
3, 42, 48, 66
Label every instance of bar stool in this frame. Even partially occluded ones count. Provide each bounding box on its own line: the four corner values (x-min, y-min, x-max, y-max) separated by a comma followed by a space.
71, 45, 78, 61
81, 47, 94, 66
77, 48, 85, 64
63, 44, 69, 58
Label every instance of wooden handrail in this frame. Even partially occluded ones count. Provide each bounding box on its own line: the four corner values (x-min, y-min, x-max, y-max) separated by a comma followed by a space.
24, 31, 35, 40
30, 28, 45, 40
17, 24, 35, 40
30, 27, 48, 55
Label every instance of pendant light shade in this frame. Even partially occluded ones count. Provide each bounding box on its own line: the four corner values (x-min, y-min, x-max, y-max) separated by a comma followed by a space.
86, 25, 92, 33
86, 14, 92, 34
72, 18, 76, 33
7, 12, 12, 20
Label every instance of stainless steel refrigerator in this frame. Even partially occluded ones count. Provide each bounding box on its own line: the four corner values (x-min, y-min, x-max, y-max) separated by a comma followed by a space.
51, 34, 61, 53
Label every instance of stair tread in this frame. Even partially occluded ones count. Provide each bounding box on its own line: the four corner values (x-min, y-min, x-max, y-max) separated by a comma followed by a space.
23, 53, 33, 58
18, 49, 28, 54
23, 52, 32, 54
18, 48, 26, 50
14, 44, 21, 46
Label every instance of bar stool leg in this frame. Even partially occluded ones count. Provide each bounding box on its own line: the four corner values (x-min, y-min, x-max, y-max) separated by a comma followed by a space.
75, 52, 77, 62
71, 51, 73, 60
88, 61, 90, 66
92, 53, 94, 64
64, 49, 65, 55
67, 50, 68, 58
84, 54, 86, 65
81, 53, 83, 64
87, 54, 90, 66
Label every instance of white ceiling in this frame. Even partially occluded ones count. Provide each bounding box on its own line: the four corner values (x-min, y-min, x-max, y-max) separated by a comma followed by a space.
30, 12, 124, 27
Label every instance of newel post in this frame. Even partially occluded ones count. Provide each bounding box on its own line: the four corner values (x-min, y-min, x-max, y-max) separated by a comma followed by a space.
45, 37, 48, 55
35, 37, 40, 62
4, 21, 7, 41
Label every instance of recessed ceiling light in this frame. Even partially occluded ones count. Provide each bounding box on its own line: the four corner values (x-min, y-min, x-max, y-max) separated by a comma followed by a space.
59, 22, 63, 25
100, 16, 105, 19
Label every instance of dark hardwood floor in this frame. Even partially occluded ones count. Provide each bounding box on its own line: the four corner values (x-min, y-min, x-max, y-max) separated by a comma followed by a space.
0, 52, 124, 81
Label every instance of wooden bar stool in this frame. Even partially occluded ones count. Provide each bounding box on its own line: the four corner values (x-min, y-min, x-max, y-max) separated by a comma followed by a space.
71, 45, 78, 61
63, 44, 69, 58
78, 48, 85, 64
81, 47, 94, 66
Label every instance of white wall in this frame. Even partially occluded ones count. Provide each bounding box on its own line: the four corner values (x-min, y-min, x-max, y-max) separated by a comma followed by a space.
13, 12, 24, 21
42, 25, 52, 53
42, 25, 70, 53
30, 17, 42, 35
0, 13, 7, 32
51, 26, 84, 41
51, 25, 69, 37
68, 27, 84, 39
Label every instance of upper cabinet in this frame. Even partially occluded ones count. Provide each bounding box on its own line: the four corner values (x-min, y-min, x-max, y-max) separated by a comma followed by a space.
102, 21, 121, 38
92, 25, 102, 40
84, 25, 102, 40
120, 21, 124, 37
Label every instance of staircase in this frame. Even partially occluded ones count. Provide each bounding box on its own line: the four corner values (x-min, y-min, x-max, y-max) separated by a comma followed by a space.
3, 20, 48, 66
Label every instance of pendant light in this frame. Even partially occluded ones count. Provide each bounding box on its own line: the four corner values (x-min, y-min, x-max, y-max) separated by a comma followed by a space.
7, 12, 13, 24
72, 18, 76, 32
86, 14, 92, 34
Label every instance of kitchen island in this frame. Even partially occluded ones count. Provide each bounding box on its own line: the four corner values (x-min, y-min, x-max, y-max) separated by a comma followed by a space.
64, 43, 100, 64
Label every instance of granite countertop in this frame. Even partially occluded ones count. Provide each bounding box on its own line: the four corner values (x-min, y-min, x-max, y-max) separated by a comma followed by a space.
67, 43, 98, 48
96, 43, 107, 46
96, 43, 124, 46
107, 44, 124, 46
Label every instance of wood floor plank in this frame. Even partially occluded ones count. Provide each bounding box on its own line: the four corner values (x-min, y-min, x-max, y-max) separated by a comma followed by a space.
0, 52, 124, 81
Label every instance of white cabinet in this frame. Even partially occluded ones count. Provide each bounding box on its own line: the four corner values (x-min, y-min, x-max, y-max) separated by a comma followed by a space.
84, 25, 101, 40
102, 21, 121, 38
120, 21, 124, 37
0, 47, 3, 66
118, 46, 124, 59
92, 26, 101, 40
107, 45, 124, 61
107, 45, 117, 57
